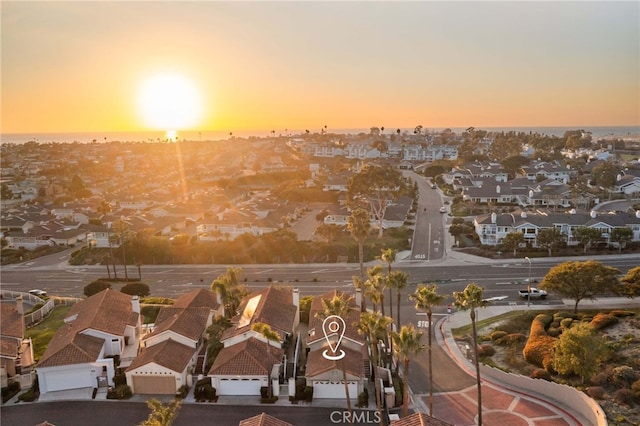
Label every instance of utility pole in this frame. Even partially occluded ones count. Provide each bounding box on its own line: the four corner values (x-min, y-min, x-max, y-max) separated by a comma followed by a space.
525, 256, 532, 307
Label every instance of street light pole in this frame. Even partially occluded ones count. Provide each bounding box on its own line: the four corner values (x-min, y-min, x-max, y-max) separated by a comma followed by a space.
525, 256, 531, 307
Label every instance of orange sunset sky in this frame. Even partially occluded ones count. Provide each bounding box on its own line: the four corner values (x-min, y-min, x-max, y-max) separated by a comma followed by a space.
2, 1, 639, 134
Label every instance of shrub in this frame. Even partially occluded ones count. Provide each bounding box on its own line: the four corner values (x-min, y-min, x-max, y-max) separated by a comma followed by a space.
609, 310, 635, 318
303, 386, 313, 402
523, 314, 557, 370
586, 386, 606, 400
490, 330, 508, 342
84, 280, 112, 297
547, 327, 561, 337
120, 282, 150, 297
2, 382, 21, 403
478, 344, 495, 357
194, 380, 216, 402
107, 384, 132, 400
631, 380, 640, 399
176, 385, 189, 399
357, 388, 369, 407
560, 318, 574, 330
590, 313, 618, 330
530, 369, 551, 381
260, 396, 278, 403
613, 388, 634, 406
112, 372, 127, 387
260, 386, 269, 399
591, 371, 610, 386
499, 333, 526, 345
613, 366, 637, 385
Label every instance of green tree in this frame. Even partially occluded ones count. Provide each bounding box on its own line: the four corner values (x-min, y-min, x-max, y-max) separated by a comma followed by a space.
205, 316, 231, 370
315, 223, 344, 243
620, 266, 640, 297
501, 232, 525, 257
356, 311, 393, 420
83, 280, 112, 297
610, 227, 633, 252
250, 322, 280, 398
572, 227, 602, 254
139, 398, 182, 426
553, 322, 610, 384
500, 155, 530, 178
121, 282, 150, 297
379, 248, 398, 319
210, 267, 247, 318
591, 161, 618, 195
540, 260, 620, 313
389, 270, 408, 328
347, 165, 404, 238
112, 219, 132, 281
410, 283, 446, 415
392, 325, 424, 418
536, 227, 566, 256
347, 209, 371, 278
453, 283, 486, 426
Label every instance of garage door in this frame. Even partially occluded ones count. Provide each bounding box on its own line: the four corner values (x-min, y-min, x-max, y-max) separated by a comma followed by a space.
218, 378, 262, 395
44, 370, 93, 392
313, 381, 358, 399
132, 376, 176, 395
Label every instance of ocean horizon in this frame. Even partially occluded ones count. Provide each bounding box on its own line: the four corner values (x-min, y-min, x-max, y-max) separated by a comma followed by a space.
2, 125, 639, 145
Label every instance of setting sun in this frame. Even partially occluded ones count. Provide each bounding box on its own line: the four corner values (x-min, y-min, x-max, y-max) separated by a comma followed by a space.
137, 73, 202, 135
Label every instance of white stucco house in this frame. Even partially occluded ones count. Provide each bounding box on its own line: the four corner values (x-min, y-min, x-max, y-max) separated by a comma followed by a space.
36, 290, 141, 394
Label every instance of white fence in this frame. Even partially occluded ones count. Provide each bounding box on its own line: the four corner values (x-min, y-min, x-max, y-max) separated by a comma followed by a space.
0, 290, 81, 327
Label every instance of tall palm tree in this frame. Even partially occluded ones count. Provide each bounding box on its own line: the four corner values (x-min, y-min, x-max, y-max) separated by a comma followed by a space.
356, 311, 393, 424
347, 208, 371, 278
351, 276, 368, 312
392, 325, 424, 417
410, 284, 446, 415
379, 248, 398, 319
453, 282, 486, 425
250, 322, 280, 398
389, 271, 408, 327
316, 293, 354, 419
112, 219, 131, 281
210, 267, 246, 318
368, 271, 386, 317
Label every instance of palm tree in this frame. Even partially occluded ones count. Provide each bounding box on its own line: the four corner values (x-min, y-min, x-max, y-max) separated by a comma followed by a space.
112, 219, 131, 281
410, 284, 446, 415
453, 283, 486, 425
210, 267, 246, 318
378, 248, 398, 319
102, 255, 111, 280
356, 311, 393, 424
316, 293, 354, 419
389, 271, 408, 327
136, 262, 143, 280
347, 209, 371, 278
366, 268, 386, 317
351, 276, 368, 312
251, 322, 280, 398
392, 325, 424, 417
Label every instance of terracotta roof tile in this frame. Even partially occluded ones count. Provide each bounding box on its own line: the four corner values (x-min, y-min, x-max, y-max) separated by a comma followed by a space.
305, 345, 365, 378
0, 336, 18, 358
38, 331, 104, 368
149, 306, 210, 341
307, 291, 364, 346
208, 337, 282, 376
172, 288, 220, 310
391, 412, 453, 426
222, 286, 297, 342
126, 339, 195, 373
239, 413, 293, 426
0, 303, 24, 339
65, 289, 138, 336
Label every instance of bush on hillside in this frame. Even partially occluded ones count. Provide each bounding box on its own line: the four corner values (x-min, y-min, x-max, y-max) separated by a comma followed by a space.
84, 280, 112, 297
523, 314, 557, 371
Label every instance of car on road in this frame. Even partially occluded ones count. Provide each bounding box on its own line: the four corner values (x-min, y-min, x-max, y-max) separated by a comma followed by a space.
29, 289, 47, 297
439, 206, 447, 213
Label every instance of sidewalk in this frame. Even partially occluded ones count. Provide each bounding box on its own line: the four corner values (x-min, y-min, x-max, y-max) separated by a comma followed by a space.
424, 297, 638, 426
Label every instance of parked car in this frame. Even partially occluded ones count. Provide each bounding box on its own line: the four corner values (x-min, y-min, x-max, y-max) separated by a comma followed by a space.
439, 206, 447, 213
29, 289, 47, 297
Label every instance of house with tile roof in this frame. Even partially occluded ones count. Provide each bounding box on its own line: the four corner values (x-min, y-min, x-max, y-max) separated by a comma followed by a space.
125, 289, 220, 395
239, 413, 293, 426
0, 297, 35, 389
36, 289, 140, 394
206, 285, 299, 396
389, 412, 453, 426
305, 290, 367, 399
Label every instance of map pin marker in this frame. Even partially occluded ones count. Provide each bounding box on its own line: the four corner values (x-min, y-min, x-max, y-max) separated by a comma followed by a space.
322, 315, 346, 360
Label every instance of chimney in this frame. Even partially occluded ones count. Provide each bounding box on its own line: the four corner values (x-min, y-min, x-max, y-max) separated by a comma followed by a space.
491, 212, 497, 224
496, 185, 501, 194
292, 288, 300, 307
15, 295, 24, 315
131, 295, 140, 314
355, 288, 362, 309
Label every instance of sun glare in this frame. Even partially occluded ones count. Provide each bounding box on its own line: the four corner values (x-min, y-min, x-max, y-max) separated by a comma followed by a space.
137, 73, 202, 134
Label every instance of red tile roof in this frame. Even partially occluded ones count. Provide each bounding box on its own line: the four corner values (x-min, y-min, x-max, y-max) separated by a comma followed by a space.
0, 303, 24, 340
305, 345, 365, 378
307, 290, 364, 346
390, 412, 453, 426
208, 337, 282, 376
222, 286, 297, 342
172, 288, 220, 310
148, 306, 210, 342
125, 339, 195, 373
38, 330, 104, 368
239, 413, 293, 426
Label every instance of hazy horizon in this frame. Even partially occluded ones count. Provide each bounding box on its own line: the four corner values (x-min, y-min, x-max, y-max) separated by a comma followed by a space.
2, 1, 639, 134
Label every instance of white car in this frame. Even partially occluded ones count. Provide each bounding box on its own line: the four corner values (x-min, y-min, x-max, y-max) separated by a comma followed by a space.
29, 289, 47, 297
439, 206, 447, 213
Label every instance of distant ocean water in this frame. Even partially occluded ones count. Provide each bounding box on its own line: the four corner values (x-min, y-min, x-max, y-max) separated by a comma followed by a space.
1, 126, 639, 145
